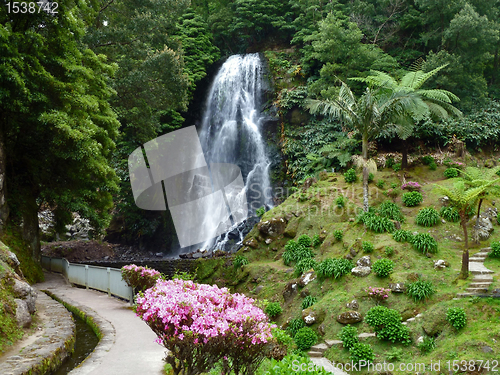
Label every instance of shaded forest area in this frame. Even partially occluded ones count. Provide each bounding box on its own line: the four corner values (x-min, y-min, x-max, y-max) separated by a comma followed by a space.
1, 0, 500, 267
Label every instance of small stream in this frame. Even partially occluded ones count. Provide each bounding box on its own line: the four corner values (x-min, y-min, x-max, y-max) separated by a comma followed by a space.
51, 312, 99, 375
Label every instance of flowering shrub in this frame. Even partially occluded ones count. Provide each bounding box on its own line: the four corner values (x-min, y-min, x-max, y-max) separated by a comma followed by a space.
444, 160, 465, 169
401, 181, 422, 192
135, 279, 274, 375
121, 264, 161, 291
366, 287, 391, 303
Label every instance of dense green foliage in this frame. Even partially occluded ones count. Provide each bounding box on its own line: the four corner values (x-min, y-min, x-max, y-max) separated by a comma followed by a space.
415, 207, 440, 227
294, 258, 317, 276
365, 306, 411, 345
338, 325, 358, 351
234, 255, 249, 269
301, 295, 317, 309
294, 327, 317, 351
372, 259, 394, 277
446, 307, 467, 330
349, 342, 374, 363
286, 318, 305, 337
362, 241, 374, 253
314, 258, 352, 280
402, 192, 423, 207
410, 233, 438, 254
440, 206, 461, 222
378, 201, 404, 222
491, 241, 500, 258
393, 230, 413, 243
283, 240, 315, 265
343, 169, 357, 183
265, 302, 283, 318
406, 280, 436, 302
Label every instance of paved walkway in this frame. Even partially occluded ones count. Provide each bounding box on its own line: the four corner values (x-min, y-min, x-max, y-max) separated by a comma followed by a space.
457, 247, 494, 297
36, 272, 165, 375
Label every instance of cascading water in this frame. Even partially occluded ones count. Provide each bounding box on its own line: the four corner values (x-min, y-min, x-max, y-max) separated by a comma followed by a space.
196, 53, 273, 252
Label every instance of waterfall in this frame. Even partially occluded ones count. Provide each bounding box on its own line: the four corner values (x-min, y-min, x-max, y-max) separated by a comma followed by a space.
196, 53, 273, 252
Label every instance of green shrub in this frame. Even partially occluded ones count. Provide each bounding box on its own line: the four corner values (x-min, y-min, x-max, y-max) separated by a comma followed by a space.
410, 233, 438, 254
440, 206, 460, 222
314, 258, 353, 279
402, 191, 423, 207
362, 241, 374, 253
378, 201, 404, 221
360, 212, 396, 233
393, 229, 413, 243
333, 230, 343, 241
301, 295, 317, 309
344, 168, 357, 183
368, 173, 374, 183
349, 343, 374, 363
286, 318, 305, 337
335, 196, 346, 208
446, 307, 467, 330
429, 161, 437, 170
264, 354, 329, 374
376, 180, 386, 189
283, 240, 314, 265
372, 258, 394, 277
294, 258, 317, 276
490, 241, 500, 258
312, 234, 322, 247
338, 325, 358, 350
418, 336, 436, 354
297, 234, 312, 247
406, 280, 436, 301
444, 168, 459, 178
385, 347, 404, 362
391, 182, 398, 189
385, 157, 395, 168
265, 302, 283, 318
385, 246, 394, 256
422, 155, 434, 165
294, 327, 317, 351
365, 306, 411, 345
233, 255, 249, 269
415, 207, 440, 227
392, 163, 402, 172
256, 206, 265, 217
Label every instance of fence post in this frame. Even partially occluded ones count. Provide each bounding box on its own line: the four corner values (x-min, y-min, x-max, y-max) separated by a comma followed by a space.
107, 268, 111, 297
85, 265, 89, 289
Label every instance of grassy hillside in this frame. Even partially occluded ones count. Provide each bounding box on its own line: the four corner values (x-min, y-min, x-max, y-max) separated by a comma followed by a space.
197, 156, 500, 374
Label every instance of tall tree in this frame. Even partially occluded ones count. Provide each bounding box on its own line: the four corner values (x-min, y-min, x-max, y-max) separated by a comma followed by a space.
0, 1, 120, 259
306, 81, 426, 212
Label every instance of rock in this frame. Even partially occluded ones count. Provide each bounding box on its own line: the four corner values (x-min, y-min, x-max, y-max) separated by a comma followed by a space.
441, 219, 446, 224
422, 306, 448, 336
300, 288, 310, 298
257, 218, 287, 238
356, 255, 371, 267
470, 216, 494, 242
192, 252, 203, 259
336, 311, 363, 324
244, 238, 259, 249
284, 218, 300, 238
417, 336, 424, 344
351, 266, 371, 277
439, 196, 450, 206
447, 234, 462, 242
345, 253, 354, 261
282, 281, 298, 302
407, 273, 419, 282
346, 299, 359, 310
318, 323, 326, 336
254, 285, 263, 294
15, 299, 32, 328
298, 270, 316, 287
265, 238, 273, 245
12, 279, 37, 314
425, 252, 432, 258
303, 312, 317, 325
481, 345, 493, 353
349, 247, 358, 257
302, 307, 325, 325
433, 260, 448, 270
394, 221, 401, 230
388, 283, 406, 293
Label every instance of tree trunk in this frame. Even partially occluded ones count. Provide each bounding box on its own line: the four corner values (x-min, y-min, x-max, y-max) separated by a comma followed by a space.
401, 139, 408, 170
476, 198, 483, 226
0, 130, 8, 233
460, 215, 469, 279
362, 134, 369, 212
21, 190, 41, 262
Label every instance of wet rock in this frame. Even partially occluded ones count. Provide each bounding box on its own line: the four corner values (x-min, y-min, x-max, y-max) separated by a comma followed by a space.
15, 299, 32, 328
388, 283, 406, 293
482, 207, 498, 221
283, 281, 298, 302
284, 218, 299, 238
346, 299, 359, 310
356, 255, 371, 267
244, 238, 259, 249
470, 216, 494, 242
298, 270, 316, 287
336, 311, 362, 324
351, 266, 371, 277
257, 217, 287, 238
302, 307, 325, 325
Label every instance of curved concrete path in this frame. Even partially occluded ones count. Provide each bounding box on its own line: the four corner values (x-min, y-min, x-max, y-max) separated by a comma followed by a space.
36, 272, 165, 375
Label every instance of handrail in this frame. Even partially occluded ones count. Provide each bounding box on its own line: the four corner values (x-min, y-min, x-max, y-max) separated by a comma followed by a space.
41, 255, 134, 303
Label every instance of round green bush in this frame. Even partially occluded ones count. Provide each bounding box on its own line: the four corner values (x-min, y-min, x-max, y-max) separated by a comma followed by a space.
415, 207, 440, 227
294, 327, 318, 351
362, 241, 374, 253
376, 180, 386, 189
294, 258, 317, 276
490, 241, 500, 258
378, 201, 404, 221
286, 318, 305, 337
314, 258, 353, 280
312, 234, 322, 247
446, 307, 467, 330
422, 155, 434, 165
402, 191, 423, 207
283, 240, 314, 265
410, 233, 438, 254
336, 196, 346, 208
344, 168, 357, 183
406, 280, 436, 301
368, 173, 375, 183
365, 306, 411, 345
417, 336, 436, 354
429, 161, 437, 170
338, 325, 359, 350
372, 258, 394, 277
393, 229, 413, 243
297, 234, 312, 247
333, 229, 343, 241
444, 168, 459, 178
440, 206, 460, 222
301, 295, 318, 309
233, 255, 249, 269
360, 212, 395, 233
265, 302, 283, 318
385, 246, 394, 256
349, 343, 374, 363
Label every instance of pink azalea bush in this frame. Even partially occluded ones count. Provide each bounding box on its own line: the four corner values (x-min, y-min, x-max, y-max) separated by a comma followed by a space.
401, 181, 421, 192
366, 287, 391, 304
121, 264, 161, 291
135, 278, 275, 375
